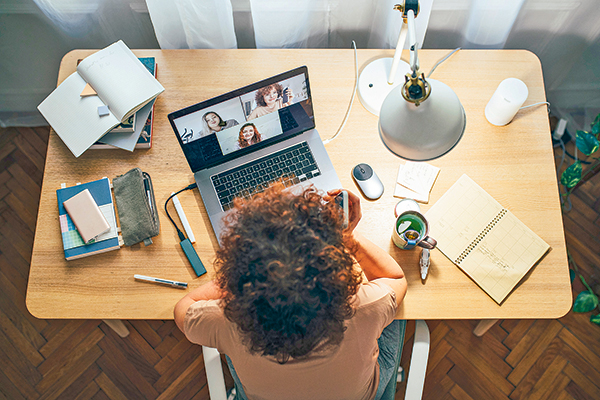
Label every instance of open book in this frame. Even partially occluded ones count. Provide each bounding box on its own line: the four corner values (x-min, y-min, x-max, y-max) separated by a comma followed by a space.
38, 40, 164, 157
426, 174, 550, 304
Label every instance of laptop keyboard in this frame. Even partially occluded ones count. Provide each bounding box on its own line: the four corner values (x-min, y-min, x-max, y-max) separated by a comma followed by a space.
211, 142, 320, 210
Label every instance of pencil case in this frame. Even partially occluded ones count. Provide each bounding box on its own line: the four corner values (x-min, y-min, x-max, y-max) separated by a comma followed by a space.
113, 168, 160, 246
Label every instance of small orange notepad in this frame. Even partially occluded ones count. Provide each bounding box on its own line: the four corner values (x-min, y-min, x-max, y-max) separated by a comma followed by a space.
62, 189, 110, 244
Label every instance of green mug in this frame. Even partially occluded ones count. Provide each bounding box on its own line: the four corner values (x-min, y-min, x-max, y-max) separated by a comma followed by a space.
392, 210, 437, 250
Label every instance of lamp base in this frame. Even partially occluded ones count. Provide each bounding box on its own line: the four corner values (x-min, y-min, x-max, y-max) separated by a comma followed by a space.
358, 58, 411, 116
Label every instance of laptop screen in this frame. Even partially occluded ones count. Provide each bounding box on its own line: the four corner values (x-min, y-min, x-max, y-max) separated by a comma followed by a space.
168, 66, 314, 173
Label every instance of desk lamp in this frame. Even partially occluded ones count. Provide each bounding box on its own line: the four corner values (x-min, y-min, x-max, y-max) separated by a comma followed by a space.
362, 1, 466, 161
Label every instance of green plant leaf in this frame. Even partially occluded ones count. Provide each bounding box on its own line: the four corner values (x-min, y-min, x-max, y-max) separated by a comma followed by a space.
576, 130, 599, 156
591, 314, 600, 326
561, 161, 582, 188
592, 114, 600, 135
573, 290, 599, 313
569, 269, 575, 283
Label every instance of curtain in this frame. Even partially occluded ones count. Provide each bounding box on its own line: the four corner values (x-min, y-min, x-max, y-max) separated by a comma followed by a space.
2, 0, 599, 128
146, 0, 433, 50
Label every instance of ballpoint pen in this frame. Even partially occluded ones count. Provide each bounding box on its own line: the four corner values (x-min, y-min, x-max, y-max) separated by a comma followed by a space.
420, 248, 430, 281
134, 274, 188, 289
143, 177, 154, 215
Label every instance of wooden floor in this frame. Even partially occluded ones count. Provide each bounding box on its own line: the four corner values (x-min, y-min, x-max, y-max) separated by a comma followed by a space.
1, 126, 599, 400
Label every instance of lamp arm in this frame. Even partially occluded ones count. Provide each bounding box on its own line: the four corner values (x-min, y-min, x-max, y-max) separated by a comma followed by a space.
388, 22, 409, 84
406, 9, 419, 75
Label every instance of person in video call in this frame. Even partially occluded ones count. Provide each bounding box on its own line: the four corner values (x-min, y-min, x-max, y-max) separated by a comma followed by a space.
248, 83, 294, 121
236, 123, 262, 149
174, 185, 407, 400
201, 111, 239, 138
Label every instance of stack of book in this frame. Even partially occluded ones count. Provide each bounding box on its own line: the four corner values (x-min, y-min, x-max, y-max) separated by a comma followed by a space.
38, 40, 164, 158
90, 57, 157, 151
57, 178, 123, 260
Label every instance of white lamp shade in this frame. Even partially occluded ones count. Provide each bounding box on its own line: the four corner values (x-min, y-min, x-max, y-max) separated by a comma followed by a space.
379, 79, 466, 161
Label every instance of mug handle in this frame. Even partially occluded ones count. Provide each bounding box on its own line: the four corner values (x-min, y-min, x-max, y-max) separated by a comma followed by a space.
418, 236, 437, 250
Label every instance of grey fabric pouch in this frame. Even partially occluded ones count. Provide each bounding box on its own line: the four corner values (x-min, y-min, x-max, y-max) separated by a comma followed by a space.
113, 168, 160, 246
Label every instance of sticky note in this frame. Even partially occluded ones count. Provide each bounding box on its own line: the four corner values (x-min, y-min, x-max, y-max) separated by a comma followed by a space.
97, 105, 110, 116
80, 83, 97, 97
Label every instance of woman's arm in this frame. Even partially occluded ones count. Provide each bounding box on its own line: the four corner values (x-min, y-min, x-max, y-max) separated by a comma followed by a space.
352, 232, 407, 306
325, 189, 407, 306
174, 280, 224, 332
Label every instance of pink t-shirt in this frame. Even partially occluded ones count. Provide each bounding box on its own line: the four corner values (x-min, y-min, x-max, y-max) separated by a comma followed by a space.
184, 279, 397, 400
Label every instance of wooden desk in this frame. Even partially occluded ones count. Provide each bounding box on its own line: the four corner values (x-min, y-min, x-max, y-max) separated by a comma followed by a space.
27, 49, 572, 324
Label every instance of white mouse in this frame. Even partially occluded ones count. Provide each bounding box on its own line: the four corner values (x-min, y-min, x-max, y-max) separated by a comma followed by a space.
352, 163, 384, 200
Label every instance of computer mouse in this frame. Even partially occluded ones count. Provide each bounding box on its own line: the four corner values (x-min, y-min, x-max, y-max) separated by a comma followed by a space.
352, 163, 384, 200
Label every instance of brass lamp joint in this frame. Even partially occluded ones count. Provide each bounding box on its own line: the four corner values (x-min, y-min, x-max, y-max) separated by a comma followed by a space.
394, 0, 420, 22
402, 72, 430, 106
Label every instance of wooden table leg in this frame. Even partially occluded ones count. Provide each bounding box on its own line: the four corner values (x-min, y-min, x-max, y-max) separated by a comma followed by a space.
473, 319, 498, 336
103, 319, 130, 337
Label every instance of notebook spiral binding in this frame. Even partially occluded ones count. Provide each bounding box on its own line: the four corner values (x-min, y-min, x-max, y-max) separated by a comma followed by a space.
455, 208, 508, 265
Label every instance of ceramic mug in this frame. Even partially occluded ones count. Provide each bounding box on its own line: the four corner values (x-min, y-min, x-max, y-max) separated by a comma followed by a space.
392, 210, 437, 250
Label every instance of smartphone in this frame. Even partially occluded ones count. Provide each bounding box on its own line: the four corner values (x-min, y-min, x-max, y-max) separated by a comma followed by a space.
282, 87, 289, 104
335, 191, 349, 229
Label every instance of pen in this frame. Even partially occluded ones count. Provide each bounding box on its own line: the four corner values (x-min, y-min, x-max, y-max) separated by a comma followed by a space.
134, 274, 188, 289
171, 192, 196, 243
143, 178, 154, 215
420, 248, 430, 280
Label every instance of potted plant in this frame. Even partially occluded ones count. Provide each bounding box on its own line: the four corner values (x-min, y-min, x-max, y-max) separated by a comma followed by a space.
560, 112, 600, 326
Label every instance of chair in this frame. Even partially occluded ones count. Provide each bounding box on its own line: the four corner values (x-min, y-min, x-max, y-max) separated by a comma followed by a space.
202, 320, 430, 400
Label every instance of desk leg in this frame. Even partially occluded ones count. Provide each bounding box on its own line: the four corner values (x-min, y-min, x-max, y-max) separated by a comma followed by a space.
103, 319, 130, 337
473, 319, 498, 336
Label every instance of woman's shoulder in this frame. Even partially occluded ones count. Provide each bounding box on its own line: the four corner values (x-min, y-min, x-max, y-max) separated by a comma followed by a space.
224, 119, 239, 128
355, 279, 397, 308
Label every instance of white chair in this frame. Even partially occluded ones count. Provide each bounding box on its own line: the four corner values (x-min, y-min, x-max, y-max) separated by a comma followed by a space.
202, 320, 430, 400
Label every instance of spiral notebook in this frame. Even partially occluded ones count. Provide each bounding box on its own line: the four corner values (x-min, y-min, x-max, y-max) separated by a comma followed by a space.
426, 174, 550, 304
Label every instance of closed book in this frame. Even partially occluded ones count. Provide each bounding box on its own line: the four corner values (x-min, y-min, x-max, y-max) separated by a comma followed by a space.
62, 189, 110, 243
57, 178, 121, 260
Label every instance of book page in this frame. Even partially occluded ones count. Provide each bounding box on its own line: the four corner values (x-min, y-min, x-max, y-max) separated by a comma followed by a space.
426, 174, 503, 261
77, 40, 164, 121
426, 174, 550, 304
460, 211, 550, 303
37, 72, 121, 157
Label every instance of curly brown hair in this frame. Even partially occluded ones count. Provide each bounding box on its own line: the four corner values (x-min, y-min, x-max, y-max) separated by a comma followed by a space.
215, 185, 362, 364
255, 83, 283, 107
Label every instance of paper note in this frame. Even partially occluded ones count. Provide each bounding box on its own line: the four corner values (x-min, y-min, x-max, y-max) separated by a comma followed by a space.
393, 162, 440, 203
397, 161, 440, 194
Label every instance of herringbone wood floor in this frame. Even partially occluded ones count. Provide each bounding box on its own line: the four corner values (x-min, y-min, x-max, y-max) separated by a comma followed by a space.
1, 126, 599, 400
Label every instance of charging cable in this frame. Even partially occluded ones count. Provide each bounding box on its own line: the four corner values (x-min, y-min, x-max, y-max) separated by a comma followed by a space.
165, 183, 207, 277
323, 40, 358, 145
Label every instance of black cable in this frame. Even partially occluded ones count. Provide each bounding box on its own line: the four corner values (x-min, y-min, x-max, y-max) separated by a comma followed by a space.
164, 183, 197, 241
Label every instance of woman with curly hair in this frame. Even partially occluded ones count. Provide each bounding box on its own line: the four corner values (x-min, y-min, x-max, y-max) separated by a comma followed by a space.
174, 185, 407, 400
236, 123, 262, 149
248, 83, 293, 120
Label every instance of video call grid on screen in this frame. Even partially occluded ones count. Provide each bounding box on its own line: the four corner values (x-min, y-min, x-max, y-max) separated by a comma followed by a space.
168, 66, 314, 173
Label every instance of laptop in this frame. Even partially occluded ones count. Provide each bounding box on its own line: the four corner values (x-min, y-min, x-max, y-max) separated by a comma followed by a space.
168, 66, 342, 242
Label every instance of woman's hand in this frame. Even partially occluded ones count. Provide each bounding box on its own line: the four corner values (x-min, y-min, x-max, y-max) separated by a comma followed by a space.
325, 189, 362, 234
284, 88, 294, 104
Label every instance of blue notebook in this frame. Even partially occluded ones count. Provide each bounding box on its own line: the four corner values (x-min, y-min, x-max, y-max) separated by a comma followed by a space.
56, 177, 121, 260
